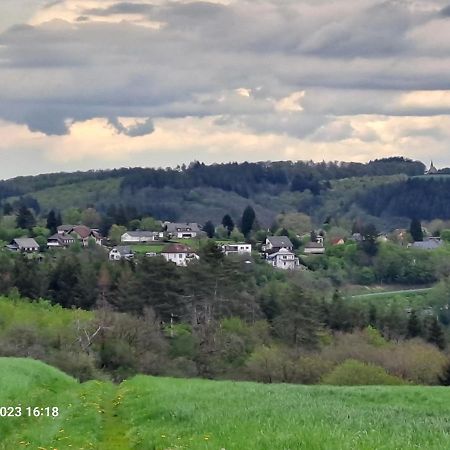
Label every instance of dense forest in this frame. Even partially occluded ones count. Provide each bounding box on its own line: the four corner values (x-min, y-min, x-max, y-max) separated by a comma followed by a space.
0, 157, 434, 226
359, 177, 450, 220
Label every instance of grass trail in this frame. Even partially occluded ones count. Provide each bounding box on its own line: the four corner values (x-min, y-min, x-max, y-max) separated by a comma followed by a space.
2, 358, 450, 449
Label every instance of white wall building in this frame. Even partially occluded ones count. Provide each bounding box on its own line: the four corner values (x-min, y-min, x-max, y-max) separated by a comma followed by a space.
222, 243, 252, 256
121, 231, 163, 243
161, 243, 199, 266
266, 248, 301, 270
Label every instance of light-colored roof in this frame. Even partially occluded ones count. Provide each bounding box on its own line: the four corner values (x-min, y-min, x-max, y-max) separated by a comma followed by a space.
111, 246, 133, 256
13, 238, 39, 248
411, 239, 443, 250
267, 248, 294, 259
123, 231, 159, 238
266, 236, 293, 248
304, 242, 324, 248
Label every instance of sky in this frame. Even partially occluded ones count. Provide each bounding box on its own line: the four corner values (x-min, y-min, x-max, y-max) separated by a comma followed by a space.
1, 0, 450, 178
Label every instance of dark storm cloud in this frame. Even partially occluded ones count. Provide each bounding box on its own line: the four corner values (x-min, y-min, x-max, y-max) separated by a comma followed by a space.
1, 0, 450, 137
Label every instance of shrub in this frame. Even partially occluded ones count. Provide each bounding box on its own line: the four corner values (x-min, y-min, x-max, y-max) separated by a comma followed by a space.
322, 360, 405, 386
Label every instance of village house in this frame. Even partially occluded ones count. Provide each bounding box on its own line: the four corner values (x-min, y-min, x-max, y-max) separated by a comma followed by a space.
109, 246, 134, 261
161, 243, 199, 266
7, 238, 40, 253
221, 243, 252, 256
303, 242, 325, 255
165, 222, 201, 239
47, 233, 76, 248
266, 248, 303, 270
409, 237, 443, 250
57, 225, 103, 247
263, 236, 294, 252
121, 230, 163, 243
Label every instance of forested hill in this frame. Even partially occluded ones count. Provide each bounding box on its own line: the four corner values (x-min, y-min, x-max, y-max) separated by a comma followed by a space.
1, 157, 444, 226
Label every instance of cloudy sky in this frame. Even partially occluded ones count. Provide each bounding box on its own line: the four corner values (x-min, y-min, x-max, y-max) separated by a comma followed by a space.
1, 0, 450, 178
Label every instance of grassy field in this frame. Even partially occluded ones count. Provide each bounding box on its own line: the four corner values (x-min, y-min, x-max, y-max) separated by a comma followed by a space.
1, 358, 450, 450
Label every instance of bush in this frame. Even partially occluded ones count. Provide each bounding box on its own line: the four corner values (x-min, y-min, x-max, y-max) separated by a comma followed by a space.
322, 360, 405, 386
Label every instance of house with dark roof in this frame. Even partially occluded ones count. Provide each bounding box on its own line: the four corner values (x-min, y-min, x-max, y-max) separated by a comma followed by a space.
57, 225, 103, 247
264, 236, 294, 252
7, 238, 40, 253
121, 231, 163, 243
109, 246, 134, 261
166, 223, 201, 239
47, 233, 76, 248
161, 243, 199, 266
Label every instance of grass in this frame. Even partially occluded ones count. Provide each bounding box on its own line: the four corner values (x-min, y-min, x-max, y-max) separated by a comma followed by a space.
129, 244, 165, 254
1, 358, 450, 449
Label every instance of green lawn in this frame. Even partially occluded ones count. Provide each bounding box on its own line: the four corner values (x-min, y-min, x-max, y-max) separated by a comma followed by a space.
129, 244, 165, 254
1, 358, 450, 450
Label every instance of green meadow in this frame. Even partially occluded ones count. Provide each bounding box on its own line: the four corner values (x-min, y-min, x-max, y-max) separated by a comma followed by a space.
1, 358, 450, 450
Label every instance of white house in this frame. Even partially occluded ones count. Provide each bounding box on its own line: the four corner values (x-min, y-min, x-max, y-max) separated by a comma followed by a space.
109, 246, 134, 261
263, 236, 294, 252
121, 231, 163, 243
222, 243, 252, 256
266, 248, 301, 270
166, 223, 201, 239
161, 243, 199, 266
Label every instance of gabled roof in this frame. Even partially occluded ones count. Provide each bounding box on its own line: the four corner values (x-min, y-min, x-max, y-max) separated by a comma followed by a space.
57, 225, 74, 232
304, 242, 324, 249
71, 225, 92, 239
111, 246, 133, 256
12, 238, 39, 248
411, 239, 443, 250
166, 223, 200, 233
162, 243, 195, 254
266, 236, 293, 248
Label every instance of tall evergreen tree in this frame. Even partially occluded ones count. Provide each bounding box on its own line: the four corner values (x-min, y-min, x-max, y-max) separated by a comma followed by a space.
426, 316, 446, 350
203, 220, 215, 239
410, 218, 424, 242
16, 205, 36, 230
46, 209, 62, 234
221, 214, 235, 237
241, 206, 256, 237
407, 309, 422, 338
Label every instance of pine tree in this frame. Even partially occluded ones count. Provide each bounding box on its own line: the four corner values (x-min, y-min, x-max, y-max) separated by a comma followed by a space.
410, 218, 423, 242
203, 220, 215, 239
46, 210, 61, 234
221, 214, 235, 237
407, 309, 422, 338
427, 316, 446, 350
241, 206, 256, 237
16, 205, 36, 230
368, 304, 377, 327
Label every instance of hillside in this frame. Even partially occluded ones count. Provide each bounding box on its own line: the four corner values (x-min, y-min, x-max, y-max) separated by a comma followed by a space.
0, 158, 431, 226
1, 358, 450, 450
